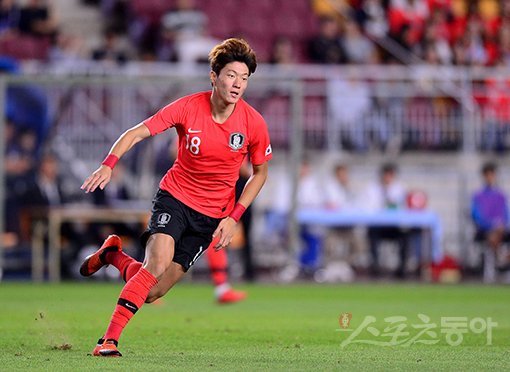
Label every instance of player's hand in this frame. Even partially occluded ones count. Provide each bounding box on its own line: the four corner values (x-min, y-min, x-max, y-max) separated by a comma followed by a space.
212, 217, 237, 250
81, 165, 112, 193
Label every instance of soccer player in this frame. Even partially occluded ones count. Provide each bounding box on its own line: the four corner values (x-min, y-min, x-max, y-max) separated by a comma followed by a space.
160, 136, 248, 302
80, 38, 272, 357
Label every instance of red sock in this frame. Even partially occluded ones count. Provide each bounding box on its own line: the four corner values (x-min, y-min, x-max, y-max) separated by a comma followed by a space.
123, 262, 142, 282
103, 267, 158, 341
206, 246, 228, 286
105, 251, 142, 282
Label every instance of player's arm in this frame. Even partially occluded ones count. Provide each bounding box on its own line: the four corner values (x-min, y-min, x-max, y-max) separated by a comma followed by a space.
81, 123, 151, 193
213, 162, 268, 249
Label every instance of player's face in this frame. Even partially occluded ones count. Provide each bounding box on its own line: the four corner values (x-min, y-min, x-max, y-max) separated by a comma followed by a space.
211, 61, 249, 105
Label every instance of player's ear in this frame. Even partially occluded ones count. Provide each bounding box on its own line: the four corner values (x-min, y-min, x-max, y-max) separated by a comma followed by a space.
210, 70, 217, 87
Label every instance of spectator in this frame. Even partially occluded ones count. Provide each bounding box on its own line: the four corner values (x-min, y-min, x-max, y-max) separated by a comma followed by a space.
4, 126, 37, 239
297, 158, 326, 273
19, 152, 86, 278
272, 158, 326, 279
421, 7, 453, 65
471, 162, 510, 282
463, 16, 489, 66
4, 120, 32, 237
327, 74, 373, 151
308, 16, 347, 64
0, 0, 20, 35
452, 36, 470, 65
159, 0, 218, 65
323, 163, 365, 269
269, 36, 297, 65
5, 125, 36, 177
48, 31, 86, 67
91, 26, 130, 65
324, 163, 358, 210
388, 0, 429, 45
498, 23, 510, 66
21, 152, 68, 207
1, 57, 50, 154
358, 0, 389, 40
100, 0, 129, 34
361, 163, 411, 277
342, 17, 377, 64
18, 0, 59, 38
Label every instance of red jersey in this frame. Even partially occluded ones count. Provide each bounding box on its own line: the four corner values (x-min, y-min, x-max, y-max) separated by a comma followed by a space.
143, 91, 272, 218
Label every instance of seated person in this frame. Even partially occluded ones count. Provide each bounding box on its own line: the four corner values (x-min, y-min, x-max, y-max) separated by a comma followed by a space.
471, 162, 510, 281
361, 163, 411, 278
268, 158, 326, 280
323, 163, 364, 269
19, 152, 86, 278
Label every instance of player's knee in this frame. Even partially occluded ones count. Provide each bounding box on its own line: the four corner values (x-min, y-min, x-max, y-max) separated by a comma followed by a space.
144, 259, 171, 278
144, 234, 174, 277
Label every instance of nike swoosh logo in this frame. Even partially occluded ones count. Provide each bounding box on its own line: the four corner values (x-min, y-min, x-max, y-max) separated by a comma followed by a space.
188, 128, 202, 133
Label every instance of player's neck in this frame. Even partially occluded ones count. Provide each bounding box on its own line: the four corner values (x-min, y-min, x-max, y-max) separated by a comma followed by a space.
210, 93, 236, 124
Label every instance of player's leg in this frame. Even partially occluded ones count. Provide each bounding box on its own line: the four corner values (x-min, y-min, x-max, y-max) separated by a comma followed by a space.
146, 261, 186, 303
93, 260, 183, 357
205, 243, 246, 304
80, 234, 142, 281
147, 216, 226, 303
93, 189, 188, 357
95, 233, 174, 357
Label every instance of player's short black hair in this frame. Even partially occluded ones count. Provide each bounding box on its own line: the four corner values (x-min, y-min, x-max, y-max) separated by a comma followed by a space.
209, 38, 257, 76
481, 162, 497, 175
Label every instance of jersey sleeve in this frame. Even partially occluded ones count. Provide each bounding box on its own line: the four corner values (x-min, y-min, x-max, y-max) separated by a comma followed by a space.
248, 111, 273, 165
143, 96, 189, 136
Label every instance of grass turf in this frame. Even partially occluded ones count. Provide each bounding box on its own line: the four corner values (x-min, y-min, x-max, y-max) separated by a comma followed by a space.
0, 282, 508, 371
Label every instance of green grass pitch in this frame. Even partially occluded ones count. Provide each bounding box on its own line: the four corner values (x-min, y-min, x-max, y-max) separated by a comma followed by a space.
0, 282, 508, 371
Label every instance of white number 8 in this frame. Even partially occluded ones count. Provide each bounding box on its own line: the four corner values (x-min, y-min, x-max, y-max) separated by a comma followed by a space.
186, 134, 201, 155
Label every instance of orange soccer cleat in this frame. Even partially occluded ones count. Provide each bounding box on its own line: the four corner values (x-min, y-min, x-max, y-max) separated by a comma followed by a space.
217, 289, 247, 304
92, 339, 122, 357
80, 235, 122, 277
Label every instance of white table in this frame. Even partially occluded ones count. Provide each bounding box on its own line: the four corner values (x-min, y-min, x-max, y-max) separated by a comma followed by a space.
297, 208, 443, 264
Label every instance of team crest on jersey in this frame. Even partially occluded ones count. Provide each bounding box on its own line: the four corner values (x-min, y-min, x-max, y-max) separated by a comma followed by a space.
157, 213, 171, 227
229, 132, 245, 151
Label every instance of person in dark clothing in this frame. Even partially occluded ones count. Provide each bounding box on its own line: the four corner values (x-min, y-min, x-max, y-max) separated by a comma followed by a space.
17, 0, 58, 38
20, 152, 85, 278
308, 16, 347, 64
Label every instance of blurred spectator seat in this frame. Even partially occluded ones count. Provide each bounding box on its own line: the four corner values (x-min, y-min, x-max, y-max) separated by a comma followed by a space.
130, 0, 174, 26
126, 0, 317, 62
0, 34, 49, 60
202, 0, 317, 62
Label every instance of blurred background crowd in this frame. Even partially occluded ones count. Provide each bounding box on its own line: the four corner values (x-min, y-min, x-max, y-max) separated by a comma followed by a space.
2, 0, 510, 284
1, 0, 510, 66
